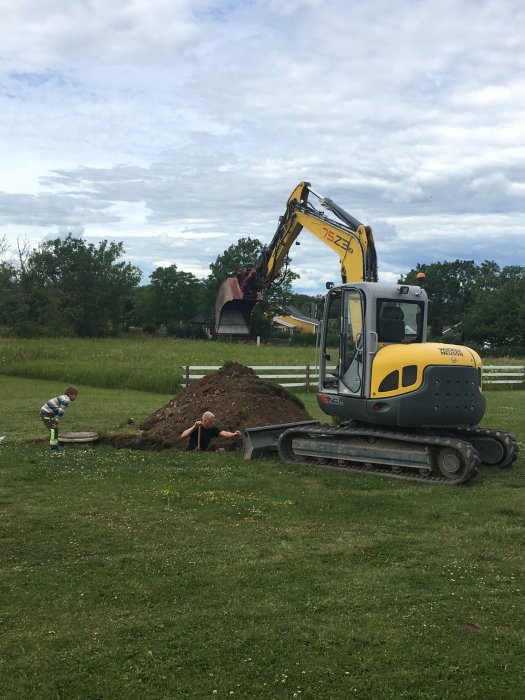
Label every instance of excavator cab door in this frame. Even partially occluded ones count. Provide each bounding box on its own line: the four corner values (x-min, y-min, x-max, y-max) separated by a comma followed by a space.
320, 287, 366, 396
340, 288, 366, 395
320, 288, 341, 390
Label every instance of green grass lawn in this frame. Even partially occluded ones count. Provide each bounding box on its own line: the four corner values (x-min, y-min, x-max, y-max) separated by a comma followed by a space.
1, 337, 522, 396
1, 439, 524, 698
1, 360, 525, 698
0, 337, 321, 394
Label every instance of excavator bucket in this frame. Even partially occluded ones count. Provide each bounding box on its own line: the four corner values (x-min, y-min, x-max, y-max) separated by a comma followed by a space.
215, 277, 261, 335
243, 420, 321, 459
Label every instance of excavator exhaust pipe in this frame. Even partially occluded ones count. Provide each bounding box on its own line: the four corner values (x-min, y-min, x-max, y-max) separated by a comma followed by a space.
215, 277, 262, 335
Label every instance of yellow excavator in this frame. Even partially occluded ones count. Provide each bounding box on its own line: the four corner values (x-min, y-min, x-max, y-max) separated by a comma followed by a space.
215, 182, 518, 484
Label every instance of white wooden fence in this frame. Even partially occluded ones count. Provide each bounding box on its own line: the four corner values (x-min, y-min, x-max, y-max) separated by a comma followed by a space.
181, 365, 320, 388
482, 365, 525, 384
181, 364, 524, 389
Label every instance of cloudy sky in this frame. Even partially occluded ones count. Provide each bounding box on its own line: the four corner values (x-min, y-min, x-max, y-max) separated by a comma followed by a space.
1, 0, 524, 292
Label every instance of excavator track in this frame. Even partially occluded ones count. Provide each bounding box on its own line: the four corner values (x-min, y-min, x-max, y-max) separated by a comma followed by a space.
278, 425, 481, 485
444, 426, 519, 469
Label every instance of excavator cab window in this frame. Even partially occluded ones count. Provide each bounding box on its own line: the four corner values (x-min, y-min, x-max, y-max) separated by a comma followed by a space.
341, 289, 364, 394
377, 300, 424, 344
321, 287, 365, 394
321, 289, 341, 389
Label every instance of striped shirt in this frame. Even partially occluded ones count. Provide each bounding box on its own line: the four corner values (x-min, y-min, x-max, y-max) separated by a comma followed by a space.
40, 395, 70, 419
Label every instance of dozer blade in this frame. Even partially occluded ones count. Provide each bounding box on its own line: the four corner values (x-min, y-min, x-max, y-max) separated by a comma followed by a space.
243, 420, 321, 459
215, 277, 261, 335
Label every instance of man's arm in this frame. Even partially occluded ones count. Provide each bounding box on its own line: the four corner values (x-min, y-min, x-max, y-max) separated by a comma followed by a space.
181, 421, 200, 439
219, 430, 241, 439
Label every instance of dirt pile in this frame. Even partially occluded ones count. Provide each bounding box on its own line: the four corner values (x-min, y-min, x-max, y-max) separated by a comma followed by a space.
102, 361, 314, 451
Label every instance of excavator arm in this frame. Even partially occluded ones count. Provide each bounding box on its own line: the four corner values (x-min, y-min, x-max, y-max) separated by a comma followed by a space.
215, 181, 378, 334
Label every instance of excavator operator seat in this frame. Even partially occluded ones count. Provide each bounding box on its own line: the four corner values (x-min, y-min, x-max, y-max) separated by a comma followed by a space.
378, 306, 405, 343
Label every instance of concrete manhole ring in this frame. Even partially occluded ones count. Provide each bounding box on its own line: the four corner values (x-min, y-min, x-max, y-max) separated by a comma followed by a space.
59, 432, 99, 443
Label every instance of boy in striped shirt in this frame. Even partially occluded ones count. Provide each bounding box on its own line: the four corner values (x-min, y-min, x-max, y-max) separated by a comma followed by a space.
40, 386, 79, 451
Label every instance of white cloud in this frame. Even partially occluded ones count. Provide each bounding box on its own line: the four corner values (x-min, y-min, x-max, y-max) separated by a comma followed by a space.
0, 0, 524, 290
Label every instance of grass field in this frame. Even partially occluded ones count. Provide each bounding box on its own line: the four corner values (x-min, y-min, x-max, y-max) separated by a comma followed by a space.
1, 336, 522, 395
0, 337, 321, 394
1, 340, 524, 699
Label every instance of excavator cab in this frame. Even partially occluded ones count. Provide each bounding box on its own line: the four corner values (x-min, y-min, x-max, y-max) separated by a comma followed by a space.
317, 280, 488, 431
320, 282, 427, 392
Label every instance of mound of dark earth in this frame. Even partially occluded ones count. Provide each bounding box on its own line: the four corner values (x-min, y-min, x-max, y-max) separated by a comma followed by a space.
101, 361, 314, 451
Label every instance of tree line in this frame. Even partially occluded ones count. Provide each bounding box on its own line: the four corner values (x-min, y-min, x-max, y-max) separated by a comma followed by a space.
0, 235, 298, 339
1, 234, 523, 353
401, 260, 525, 355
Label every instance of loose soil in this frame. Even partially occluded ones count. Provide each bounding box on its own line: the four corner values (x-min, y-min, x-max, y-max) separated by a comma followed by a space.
100, 361, 314, 452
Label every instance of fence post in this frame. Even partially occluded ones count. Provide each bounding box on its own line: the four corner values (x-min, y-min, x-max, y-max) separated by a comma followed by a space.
306, 364, 310, 391
184, 365, 190, 388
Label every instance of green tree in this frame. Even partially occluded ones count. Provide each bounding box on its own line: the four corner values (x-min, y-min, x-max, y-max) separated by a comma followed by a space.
146, 265, 204, 328
23, 235, 141, 336
206, 237, 263, 311
401, 260, 478, 339
206, 236, 298, 335
0, 259, 17, 329
462, 266, 525, 350
288, 292, 324, 318
131, 284, 155, 329
402, 259, 525, 350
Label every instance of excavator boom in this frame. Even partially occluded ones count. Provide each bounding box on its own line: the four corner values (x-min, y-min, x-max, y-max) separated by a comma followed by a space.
215, 181, 377, 335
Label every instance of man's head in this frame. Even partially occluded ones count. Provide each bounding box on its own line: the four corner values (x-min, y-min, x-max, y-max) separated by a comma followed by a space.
202, 411, 215, 428
65, 385, 79, 401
